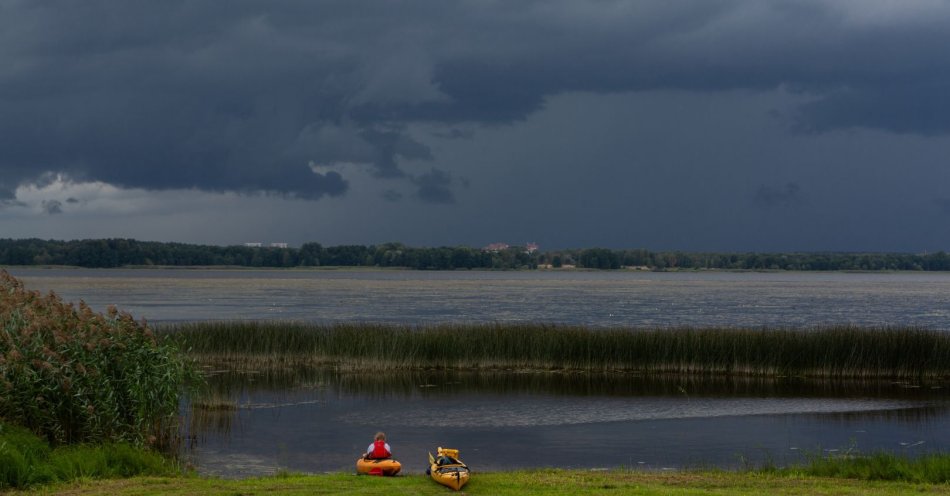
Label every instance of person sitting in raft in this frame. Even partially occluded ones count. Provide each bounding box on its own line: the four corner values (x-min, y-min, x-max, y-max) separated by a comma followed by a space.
364, 431, 392, 460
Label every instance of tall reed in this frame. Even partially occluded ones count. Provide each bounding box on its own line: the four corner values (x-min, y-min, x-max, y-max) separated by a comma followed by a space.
160, 321, 950, 379
0, 270, 197, 447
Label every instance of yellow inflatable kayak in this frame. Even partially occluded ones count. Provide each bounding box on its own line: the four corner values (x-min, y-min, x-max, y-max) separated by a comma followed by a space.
356, 456, 402, 476
428, 447, 470, 491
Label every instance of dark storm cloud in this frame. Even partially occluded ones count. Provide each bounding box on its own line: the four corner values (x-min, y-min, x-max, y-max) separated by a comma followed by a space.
355, 1, 950, 134
753, 182, 803, 209
795, 86, 950, 135
937, 198, 950, 215
413, 168, 456, 204
2, 1, 949, 202
357, 128, 433, 178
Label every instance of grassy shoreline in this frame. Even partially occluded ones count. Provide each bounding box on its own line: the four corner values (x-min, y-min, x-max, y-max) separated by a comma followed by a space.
160, 322, 950, 379
8, 414, 950, 494
19, 468, 950, 495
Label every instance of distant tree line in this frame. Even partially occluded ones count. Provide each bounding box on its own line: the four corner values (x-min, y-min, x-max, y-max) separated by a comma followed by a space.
1, 238, 950, 271
0, 239, 535, 270
536, 249, 950, 271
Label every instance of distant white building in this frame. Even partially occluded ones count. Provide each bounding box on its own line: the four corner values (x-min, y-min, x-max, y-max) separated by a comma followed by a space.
483, 242, 510, 252
270, 242, 288, 248
244, 242, 263, 247
525, 242, 539, 253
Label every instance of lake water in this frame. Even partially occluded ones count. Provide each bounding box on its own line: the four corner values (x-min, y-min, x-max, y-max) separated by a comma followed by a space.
8, 268, 950, 329
6, 268, 950, 475
186, 370, 949, 477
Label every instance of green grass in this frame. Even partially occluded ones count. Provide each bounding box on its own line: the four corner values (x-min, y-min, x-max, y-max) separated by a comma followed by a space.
159, 321, 950, 379
785, 452, 950, 484
17, 469, 950, 495
0, 422, 178, 490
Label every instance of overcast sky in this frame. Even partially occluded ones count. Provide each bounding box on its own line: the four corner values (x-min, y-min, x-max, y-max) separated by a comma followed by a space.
2, 0, 949, 251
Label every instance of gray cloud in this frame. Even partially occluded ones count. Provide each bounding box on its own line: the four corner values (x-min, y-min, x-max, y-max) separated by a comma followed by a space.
381, 190, 403, 202
431, 128, 474, 140
1, 0, 949, 207
41, 200, 63, 215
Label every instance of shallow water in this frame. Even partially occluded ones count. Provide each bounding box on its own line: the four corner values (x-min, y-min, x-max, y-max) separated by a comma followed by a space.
9, 268, 950, 329
185, 370, 950, 477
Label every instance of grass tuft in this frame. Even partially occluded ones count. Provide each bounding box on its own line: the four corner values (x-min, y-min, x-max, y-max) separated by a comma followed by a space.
0, 422, 177, 489
788, 451, 950, 484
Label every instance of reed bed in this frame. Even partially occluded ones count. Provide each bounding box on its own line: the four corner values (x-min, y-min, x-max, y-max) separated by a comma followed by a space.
0, 270, 197, 447
159, 321, 950, 379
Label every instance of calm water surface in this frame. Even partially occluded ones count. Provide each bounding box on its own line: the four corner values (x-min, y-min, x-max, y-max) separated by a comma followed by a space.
186, 370, 950, 476
7, 268, 950, 475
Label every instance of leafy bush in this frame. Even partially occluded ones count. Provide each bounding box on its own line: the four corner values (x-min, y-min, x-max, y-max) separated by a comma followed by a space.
0, 270, 196, 447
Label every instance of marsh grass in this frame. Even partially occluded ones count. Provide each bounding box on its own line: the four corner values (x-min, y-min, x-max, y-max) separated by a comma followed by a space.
160, 321, 950, 379
0, 270, 198, 447
191, 392, 238, 412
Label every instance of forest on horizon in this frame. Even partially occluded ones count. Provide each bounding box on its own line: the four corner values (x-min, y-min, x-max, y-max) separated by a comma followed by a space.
2, 238, 950, 271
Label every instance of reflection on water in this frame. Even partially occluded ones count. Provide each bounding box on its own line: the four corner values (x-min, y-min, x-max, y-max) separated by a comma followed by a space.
201, 367, 949, 402
189, 406, 235, 438
183, 368, 950, 477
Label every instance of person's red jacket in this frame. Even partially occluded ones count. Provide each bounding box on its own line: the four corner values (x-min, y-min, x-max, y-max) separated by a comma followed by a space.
370, 439, 391, 459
